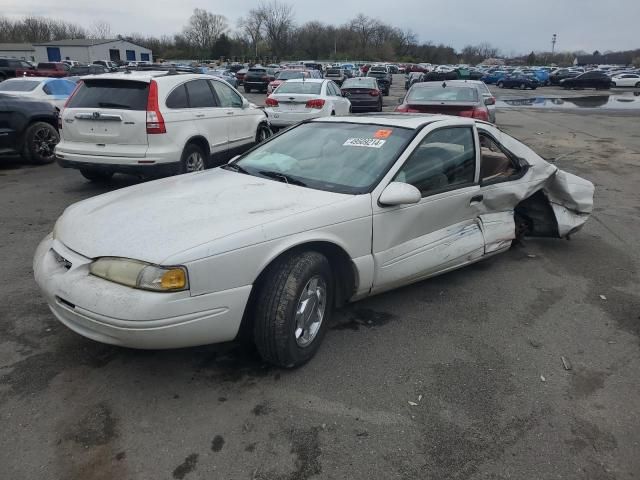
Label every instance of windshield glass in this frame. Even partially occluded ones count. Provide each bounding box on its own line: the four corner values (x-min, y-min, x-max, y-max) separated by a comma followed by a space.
274, 82, 322, 94
276, 71, 304, 80
234, 122, 414, 194
342, 78, 376, 89
407, 86, 478, 102
0, 80, 40, 92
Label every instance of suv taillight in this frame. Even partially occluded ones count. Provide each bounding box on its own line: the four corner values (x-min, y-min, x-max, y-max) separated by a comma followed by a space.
146, 80, 166, 134
369, 89, 380, 97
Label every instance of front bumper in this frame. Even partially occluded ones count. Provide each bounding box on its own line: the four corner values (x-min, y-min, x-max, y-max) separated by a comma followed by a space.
33, 235, 252, 349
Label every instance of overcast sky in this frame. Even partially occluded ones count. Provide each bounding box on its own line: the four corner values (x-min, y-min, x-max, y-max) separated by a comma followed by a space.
4, 0, 639, 54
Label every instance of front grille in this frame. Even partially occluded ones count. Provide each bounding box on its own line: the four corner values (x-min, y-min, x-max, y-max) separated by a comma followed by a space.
51, 249, 72, 270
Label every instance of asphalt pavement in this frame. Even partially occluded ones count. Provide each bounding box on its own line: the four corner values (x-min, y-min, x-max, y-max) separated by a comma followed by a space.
1, 75, 639, 480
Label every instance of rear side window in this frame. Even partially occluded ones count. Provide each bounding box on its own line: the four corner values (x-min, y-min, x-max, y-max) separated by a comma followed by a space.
166, 84, 189, 109
185, 80, 216, 108
67, 80, 149, 110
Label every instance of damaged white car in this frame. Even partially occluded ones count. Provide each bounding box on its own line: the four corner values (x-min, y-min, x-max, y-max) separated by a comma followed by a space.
34, 115, 594, 367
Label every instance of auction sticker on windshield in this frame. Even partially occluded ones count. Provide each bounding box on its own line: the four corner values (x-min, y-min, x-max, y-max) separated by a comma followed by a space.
343, 138, 386, 148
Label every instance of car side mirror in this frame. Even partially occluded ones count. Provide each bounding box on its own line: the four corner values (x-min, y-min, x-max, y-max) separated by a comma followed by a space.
379, 182, 421, 206
242, 98, 250, 109
484, 97, 496, 106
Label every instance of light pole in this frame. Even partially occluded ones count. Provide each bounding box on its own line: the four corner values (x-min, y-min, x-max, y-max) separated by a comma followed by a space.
551, 34, 557, 56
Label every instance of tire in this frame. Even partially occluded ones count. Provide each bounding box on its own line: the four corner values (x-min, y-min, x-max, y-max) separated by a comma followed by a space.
80, 169, 114, 182
520, 83, 526, 90
244, 86, 251, 93
377, 100, 383, 112
253, 251, 334, 367
531, 86, 537, 90
636, 82, 640, 88
497, 82, 504, 88
180, 143, 206, 173
611, 82, 617, 87
21, 122, 59, 164
255, 123, 272, 143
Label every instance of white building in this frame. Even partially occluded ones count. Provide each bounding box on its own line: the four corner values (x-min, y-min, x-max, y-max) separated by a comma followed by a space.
0, 43, 36, 62
32, 39, 152, 64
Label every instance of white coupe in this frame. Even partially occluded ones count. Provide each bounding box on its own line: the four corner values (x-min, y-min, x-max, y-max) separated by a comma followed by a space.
34, 115, 594, 367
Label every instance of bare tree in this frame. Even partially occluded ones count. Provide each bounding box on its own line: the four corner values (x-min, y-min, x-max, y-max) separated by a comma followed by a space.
348, 14, 381, 59
238, 9, 263, 57
89, 20, 112, 39
257, 0, 295, 58
183, 8, 228, 56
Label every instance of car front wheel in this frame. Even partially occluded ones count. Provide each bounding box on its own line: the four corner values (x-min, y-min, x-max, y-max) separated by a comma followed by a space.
253, 251, 334, 368
22, 122, 59, 164
497, 82, 504, 88
255, 123, 272, 143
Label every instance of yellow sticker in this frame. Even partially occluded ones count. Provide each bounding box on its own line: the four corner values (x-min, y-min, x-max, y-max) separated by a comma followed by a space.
374, 129, 393, 139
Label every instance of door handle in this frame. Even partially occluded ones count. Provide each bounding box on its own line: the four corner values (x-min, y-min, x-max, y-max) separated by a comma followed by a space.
195, 114, 205, 118
470, 194, 484, 204
226, 111, 234, 115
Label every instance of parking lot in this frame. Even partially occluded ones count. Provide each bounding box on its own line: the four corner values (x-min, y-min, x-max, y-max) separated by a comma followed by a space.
1, 75, 640, 480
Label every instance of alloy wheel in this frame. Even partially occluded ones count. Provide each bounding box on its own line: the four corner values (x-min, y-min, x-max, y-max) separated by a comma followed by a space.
33, 127, 57, 158
185, 151, 205, 172
294, 276, 327, 348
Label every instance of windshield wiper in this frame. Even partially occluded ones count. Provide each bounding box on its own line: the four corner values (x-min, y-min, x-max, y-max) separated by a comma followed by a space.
258, 170, 307, 187
221, 163, 250, 174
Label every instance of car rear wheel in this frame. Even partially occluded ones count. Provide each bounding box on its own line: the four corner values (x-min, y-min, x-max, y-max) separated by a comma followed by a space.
244, 86, 252, 93
180, 143, 206, 173
497, 82, 504, 88
22, 122, 59, 164
253, 251, 333, 368
377, 100, 383, 112
636, 82, 640, 88
80, 169, 114, 182
255, 123, 272, 143
520, 83, 526, 90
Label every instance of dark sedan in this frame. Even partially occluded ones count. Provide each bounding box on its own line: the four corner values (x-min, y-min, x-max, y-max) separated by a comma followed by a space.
497, 74, 539, 90
366, 68, 391, 95
560, 71, 612, 90
549, 68, 580, 85
341, 77, 383, 112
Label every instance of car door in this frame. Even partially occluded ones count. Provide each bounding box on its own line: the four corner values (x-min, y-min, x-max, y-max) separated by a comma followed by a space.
184, 79, 228, 154
371, 123, 485, 293
209, 79, 256, 150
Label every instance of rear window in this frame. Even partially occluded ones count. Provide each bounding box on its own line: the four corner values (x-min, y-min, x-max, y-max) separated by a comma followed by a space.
276, 71, 305, 80
38, 63, 56, 69
67, 80, 149, 110
407, 86, 478, 103
249, 68, 266, 73
0, 80, 40, 92
326, 69, 341, 75
275, 82, 322, 95
342, 78, 376, 89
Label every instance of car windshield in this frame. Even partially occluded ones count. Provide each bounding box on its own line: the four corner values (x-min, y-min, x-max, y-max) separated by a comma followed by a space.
234, 122, 414, 194
407, 86, 478, 102
276, 71, 304, 80
342, 78, 376, 89
0, 80, 40, 92
275, 82, 322, 94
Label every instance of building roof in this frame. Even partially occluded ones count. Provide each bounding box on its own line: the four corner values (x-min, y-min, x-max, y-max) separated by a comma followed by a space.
32, 38, 150, 50
0, 43, 35, 52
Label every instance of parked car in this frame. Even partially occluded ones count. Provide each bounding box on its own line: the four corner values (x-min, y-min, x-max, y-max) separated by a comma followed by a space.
497, 74, 539, 90
267, 70, 311, 94
560, 71, 612, 89
324, 68, 348, 86
366, 66, 392, 95
549, 68, 579, 85
93, 60, 119, 71
396, 80, 491, 121
34, 115, 594, 367
405, 72, 424, 90
16, 62, 70, 78
480, 70, 508, 85
264, 79, 351, 129
0, 57, 36, 81
244, 67, 275, 93
0, 94, 59, 164
0, 77, 77, 110
610, 73, 640, 88
69, 65, 110, 76
235, 68, 248, 86
55, 72, 271, 181
340, 77, 383, 112
465, 80, 496, 123
205, 69, 238, 88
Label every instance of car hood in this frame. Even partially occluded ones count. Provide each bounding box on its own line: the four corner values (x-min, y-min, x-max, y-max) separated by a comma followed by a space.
56, 169, 351, 264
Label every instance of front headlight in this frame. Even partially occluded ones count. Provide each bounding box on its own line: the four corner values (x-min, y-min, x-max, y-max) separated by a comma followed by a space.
89, 257, 189, 292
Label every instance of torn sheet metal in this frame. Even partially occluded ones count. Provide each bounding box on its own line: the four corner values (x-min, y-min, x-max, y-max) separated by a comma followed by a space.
478, 125, 595, 238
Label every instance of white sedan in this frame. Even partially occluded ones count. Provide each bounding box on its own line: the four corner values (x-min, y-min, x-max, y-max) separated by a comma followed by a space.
0, 77, 77, 110
34, 115, 594, 368
264, 79, 351, 128
611, 73, 640, 88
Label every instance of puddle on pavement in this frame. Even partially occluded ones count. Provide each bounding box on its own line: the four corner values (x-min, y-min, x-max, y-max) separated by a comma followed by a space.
497, 92, 640, 111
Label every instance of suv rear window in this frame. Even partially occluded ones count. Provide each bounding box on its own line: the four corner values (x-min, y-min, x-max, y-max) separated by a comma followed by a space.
67, 80, 149, 110
326, 69, 341, 75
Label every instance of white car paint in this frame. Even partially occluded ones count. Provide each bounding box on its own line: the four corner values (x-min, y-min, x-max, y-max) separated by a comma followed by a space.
55, 72, 268, 175
264, 79, 351, 127
0, 77, 76, 110
611, 74, 640, 87
34, 115, 594, 352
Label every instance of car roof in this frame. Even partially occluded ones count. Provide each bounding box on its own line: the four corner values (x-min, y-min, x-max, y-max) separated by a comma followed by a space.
77, 72, 211, 83
281, 78, 325, 83
313, 113, 476, 129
